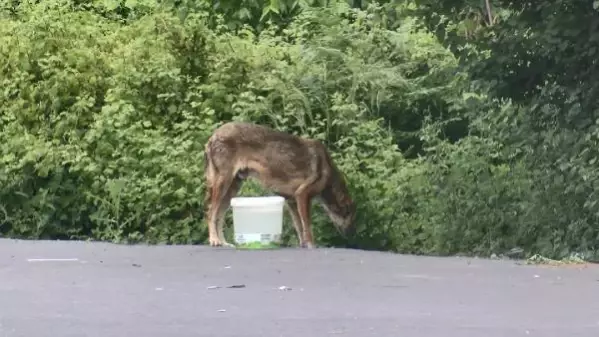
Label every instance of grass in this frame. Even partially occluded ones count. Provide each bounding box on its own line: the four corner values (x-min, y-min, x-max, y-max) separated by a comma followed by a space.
524, 253, 587, 266
235, 241, 282, 250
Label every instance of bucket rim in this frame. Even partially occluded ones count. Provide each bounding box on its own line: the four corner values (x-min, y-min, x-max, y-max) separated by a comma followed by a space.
230, 195, 285, 208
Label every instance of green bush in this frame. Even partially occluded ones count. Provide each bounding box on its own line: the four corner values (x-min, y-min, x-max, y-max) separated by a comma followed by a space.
0, 3, 217, 243
1, 0, 596, 260
0, 1, 437, 248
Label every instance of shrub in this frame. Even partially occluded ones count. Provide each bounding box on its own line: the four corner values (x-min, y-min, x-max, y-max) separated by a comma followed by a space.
1, 1, 438, 248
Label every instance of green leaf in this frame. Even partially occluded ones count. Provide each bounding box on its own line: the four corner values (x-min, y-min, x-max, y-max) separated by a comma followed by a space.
102, 0, 120, 11
269, 0, 281, 14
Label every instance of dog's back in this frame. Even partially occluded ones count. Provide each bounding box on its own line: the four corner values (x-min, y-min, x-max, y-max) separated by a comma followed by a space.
204, 122, 329, 197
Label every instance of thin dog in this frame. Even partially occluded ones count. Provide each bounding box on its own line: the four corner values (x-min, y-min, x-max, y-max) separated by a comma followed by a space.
203, 122, 356, 248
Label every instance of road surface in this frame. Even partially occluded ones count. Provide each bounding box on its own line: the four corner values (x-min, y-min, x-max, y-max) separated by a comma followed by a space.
0, 239, 598, 337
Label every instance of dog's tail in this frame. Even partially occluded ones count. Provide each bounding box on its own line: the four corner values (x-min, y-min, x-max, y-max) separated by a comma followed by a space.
202, 139, 214, 216
203, 144, 209, 174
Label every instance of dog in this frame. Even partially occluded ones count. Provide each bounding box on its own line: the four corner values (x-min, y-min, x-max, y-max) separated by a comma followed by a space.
203, 121, 356, 248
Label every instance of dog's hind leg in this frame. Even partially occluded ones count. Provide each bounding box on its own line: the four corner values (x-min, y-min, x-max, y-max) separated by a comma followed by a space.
215, 176, 243, 246
285, 199, 305, 248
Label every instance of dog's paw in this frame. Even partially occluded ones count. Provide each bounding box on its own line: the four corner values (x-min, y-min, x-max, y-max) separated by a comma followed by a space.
209, 237, 222, 247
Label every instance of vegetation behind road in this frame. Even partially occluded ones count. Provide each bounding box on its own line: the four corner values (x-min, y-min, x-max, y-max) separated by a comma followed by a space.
1, 0, 597, 260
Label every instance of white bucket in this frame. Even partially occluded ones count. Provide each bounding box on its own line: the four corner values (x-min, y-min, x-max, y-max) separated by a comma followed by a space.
230, 196, 285, 245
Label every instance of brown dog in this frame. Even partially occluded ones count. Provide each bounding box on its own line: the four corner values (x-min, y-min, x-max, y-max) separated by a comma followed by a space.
203, 122, 356, 248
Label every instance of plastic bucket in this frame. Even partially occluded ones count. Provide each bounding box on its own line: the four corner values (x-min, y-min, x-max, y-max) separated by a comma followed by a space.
230, 196, 285, 245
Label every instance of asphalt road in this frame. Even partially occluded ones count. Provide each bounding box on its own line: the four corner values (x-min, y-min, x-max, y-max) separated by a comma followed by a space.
0, 239, 598, 337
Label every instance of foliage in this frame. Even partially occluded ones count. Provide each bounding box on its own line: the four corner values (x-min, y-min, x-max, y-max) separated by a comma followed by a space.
1, 0, 598, 260
412, 0, 599, 259
0, 2, 216, 243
